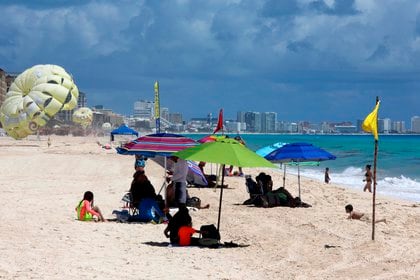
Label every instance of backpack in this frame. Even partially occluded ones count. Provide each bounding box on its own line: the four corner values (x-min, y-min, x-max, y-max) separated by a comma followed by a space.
186, 196, 201, 208
199, 224, 220, 248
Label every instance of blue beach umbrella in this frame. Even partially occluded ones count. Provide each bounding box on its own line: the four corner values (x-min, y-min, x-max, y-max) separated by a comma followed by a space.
255, 142, 287, 157
265, 143, 336, 200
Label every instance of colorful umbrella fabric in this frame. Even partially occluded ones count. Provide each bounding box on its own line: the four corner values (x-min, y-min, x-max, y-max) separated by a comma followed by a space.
116, 133, 197, 157
197, 134, 227, 143
174, 137, 276, 168
173, 137, 276, 231
264, 142, 336, 199
255, 142, 287, 157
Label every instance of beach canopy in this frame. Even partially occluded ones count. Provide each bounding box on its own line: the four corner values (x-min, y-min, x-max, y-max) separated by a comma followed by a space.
116, 133, 197, 157
173, 137, 276, 231
111, 124, 139, 140
265, 142, 336, 199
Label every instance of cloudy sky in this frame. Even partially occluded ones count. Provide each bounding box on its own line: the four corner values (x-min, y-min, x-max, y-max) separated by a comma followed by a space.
0, 0, 419, 123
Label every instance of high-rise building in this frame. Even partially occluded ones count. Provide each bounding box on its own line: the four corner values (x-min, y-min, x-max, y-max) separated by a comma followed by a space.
276, 121, 287, 133
161, 107, 169, 121
379, 118, 391, 134
237, 111, 246, 123
356, 120, 363, 133
207, 113, 212, 125
321, 122, 333, 133
288, 123, 298, 133
244, 112, 261, 132
169, 112, 183, 124
411, 116, 420, 133
261, 112, 277, 133
78, 91, 87, 108
0, 68, 6, 108
391, 121, 405, 133
134, 100, 154, 119
384, 118, 391, 133
56, 91, 87, 123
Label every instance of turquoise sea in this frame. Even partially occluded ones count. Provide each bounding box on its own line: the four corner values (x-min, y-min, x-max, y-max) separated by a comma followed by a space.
186, 134, 420, 202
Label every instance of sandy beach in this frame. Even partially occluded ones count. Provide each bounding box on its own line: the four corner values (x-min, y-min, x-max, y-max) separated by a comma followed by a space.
0, 135, 418, 280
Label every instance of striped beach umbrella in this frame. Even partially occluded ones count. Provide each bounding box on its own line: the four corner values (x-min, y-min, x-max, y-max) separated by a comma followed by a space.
116, 133, 197, 157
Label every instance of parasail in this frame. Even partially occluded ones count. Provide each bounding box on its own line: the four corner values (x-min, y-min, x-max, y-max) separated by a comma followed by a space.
72, 107, 93, 128
0, 64, 79, 139
101, 122, 112, 131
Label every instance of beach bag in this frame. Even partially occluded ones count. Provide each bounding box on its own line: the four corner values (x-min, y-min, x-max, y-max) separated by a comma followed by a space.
186, 197, 201, 208
199, 224, 220, 247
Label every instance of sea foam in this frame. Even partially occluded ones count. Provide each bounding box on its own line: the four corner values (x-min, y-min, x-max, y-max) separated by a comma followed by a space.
284, 166, 420, 202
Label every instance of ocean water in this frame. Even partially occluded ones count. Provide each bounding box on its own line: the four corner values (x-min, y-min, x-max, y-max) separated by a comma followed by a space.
187, 134, 420, 202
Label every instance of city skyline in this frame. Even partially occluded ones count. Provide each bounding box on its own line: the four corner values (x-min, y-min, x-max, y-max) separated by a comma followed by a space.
0, 1, 419, 124
126, 99, 418, 133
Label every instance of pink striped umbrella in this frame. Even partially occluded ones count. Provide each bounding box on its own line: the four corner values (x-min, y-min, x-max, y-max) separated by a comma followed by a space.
116, 133, 197, 157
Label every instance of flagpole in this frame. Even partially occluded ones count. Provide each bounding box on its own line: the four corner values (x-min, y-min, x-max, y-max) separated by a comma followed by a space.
154, 81, 160, 133
372, 96, 379, 241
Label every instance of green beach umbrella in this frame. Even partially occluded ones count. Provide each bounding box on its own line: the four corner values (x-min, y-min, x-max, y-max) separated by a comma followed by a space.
175, 137, 276, 168
173, 137, 276, 231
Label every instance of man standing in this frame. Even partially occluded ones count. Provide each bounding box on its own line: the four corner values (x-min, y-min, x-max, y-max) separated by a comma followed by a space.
170, 156, 189, 208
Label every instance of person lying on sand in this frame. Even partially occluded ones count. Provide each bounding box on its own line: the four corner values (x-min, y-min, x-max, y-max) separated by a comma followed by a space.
345, 204, 386, 223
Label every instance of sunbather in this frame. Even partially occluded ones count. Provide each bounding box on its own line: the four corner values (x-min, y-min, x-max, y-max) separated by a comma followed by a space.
345, 204, 386, 223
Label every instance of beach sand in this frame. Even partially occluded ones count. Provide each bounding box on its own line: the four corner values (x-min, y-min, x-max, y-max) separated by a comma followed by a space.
0, 136, 418, 280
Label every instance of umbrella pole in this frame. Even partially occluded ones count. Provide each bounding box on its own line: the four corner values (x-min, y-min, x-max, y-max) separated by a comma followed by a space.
158, 157, 168, 207
283, 164, 286, 188
164, 157, 167, 207
216, 164, 225, 231
298, 162, 301, 200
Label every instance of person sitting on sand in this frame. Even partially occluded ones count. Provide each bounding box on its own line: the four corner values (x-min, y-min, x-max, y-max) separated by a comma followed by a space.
178, 219, 203, 246
197, 161, 217, 187
345, 204, 386, 223
256, 172, 273, 194
164, 206, 192, 244
129, 170, 166, 223
130, 170, 157, 207
75, 191, 106, 222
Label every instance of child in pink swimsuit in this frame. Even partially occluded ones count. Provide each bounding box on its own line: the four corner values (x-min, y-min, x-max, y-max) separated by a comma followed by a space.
76, 191, 106, 222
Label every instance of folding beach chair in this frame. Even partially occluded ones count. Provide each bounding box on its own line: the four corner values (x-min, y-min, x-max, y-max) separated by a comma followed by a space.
121, 192, 139, 216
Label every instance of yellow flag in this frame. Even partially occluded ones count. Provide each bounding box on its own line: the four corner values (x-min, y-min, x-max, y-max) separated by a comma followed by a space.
362, 102, 380, 140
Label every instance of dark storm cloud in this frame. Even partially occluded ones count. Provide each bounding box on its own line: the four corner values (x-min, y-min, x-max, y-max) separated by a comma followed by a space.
0, 0, 419, 123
